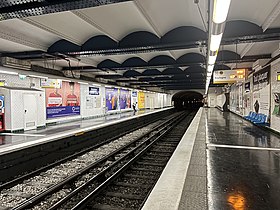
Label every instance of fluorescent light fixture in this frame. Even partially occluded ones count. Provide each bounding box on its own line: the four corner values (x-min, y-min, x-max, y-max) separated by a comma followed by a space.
78, 82, 89, 85
208, 55, 217, 65
61, 79, 72, 82
213, 0, 231, 24
210, 33, 223, 51
28, 74, 48, 79
0, 70, 18, 75
19, 74, 27, 80
208, 65, 215, 72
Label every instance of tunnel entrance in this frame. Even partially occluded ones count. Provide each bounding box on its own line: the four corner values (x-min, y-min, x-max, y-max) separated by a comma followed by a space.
172, 91, 204, 110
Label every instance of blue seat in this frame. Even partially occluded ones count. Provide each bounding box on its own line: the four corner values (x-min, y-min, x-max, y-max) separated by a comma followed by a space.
244, 112, 270, 126
251, 113, 262, 123
254, 114, 269, 126
249, 113, 259, 122
244, 111, 253, 120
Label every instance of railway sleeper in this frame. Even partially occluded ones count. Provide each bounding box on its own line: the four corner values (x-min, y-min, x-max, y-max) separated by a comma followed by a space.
129, 167, 162, 172
148, 149, 173, 153
91, 203, 131, 210
146, 153, 170, 157
155, 142, 178, 146
161, 137, 181, 141
152, 145, 176, 150
114, 182, 150, 189
105, 192, 145, 200
140, 156, 169, 161
136, 161, 166, 167
123, 174, 158, 180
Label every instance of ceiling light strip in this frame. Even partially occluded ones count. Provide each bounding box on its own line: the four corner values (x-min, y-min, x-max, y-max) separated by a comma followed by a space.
205, 0, 232, 94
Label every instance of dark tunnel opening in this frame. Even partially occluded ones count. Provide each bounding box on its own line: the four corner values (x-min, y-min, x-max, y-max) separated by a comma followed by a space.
172, 91, 204, 110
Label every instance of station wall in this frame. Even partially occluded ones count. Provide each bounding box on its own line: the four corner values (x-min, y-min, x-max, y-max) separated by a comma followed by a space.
213, 57, 280, 133
270, 59, 280, 132
0, 69, 45, 131
0, 66, 173, 131
80, 84, 105, 118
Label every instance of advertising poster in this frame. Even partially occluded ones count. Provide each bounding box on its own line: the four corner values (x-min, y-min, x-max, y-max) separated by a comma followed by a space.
245, 82, 250, 92
45, 81, 80, 118
138, 91, 145, 109
252, 66, 270, 115
0, 95, 4, 114
120, 89, 131, 109
89, 87, 100, 95
238, 84, 243, 113
132, 91, 137, 97
106, 87, 119, 111
272, 93, 280, 116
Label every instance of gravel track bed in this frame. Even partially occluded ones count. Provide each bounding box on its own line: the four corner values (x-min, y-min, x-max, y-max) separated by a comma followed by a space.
145, 153, 170, 159
127, 170, 160, 177
83, 113, 194, 210
139, 158, 168, 163
133, 164, 163, 171
121, 177, 155, 185
108, 185, 150, 196
94, 196, 142, 209
57, 182, 101, 210
31, 189, 72, 210
0, 121, 161, 209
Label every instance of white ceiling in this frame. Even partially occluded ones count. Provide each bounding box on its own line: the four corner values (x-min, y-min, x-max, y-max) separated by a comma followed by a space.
228, 0, 280, 27
0, 0, 279, 84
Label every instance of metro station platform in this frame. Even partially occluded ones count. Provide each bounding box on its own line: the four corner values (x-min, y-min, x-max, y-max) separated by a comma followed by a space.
1, 107, 280, 209
144, 108, 280, 210
0, 108, 165, 155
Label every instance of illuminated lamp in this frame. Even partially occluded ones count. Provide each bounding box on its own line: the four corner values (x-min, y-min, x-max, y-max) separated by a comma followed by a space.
210, 34, 223, 51
213, 0, 232, 24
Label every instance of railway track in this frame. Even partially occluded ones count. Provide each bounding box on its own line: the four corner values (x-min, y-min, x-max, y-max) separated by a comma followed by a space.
0, 112, 186, 210
50, 111, 195, 210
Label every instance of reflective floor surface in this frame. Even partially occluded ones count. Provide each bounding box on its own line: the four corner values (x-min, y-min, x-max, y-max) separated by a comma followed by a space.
205, 108, 280, 210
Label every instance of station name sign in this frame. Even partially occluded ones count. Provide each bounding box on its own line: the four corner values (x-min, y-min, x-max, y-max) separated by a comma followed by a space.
253, 66, 269, 85
253, 66, 270, 90
213, 69, 246, 84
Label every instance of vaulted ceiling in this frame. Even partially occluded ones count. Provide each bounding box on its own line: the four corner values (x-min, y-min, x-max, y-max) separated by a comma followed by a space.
0, 0, 279, 92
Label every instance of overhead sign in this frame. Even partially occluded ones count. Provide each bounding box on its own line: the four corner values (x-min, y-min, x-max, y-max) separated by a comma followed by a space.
41, 79, 62, 88
213, 69, 246, 84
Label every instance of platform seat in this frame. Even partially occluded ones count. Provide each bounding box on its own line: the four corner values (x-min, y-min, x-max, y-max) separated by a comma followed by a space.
248, 112, 258, 122
244, 112, 269, 126
253, 114, 270, 126
250, 113, 262, 123
244, 111, 253, 120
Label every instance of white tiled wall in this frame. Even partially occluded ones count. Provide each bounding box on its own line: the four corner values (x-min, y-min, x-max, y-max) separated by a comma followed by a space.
10, 90, 25, 130
0, 67, 174, 129
0, 72, 45, 131
80, 84, 105, 118
1, 88, 11, 130
270, 59, 280, 132
37, 91, 46, 127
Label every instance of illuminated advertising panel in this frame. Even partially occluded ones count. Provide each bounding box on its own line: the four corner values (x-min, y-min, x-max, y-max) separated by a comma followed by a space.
213, 69, 246, 84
